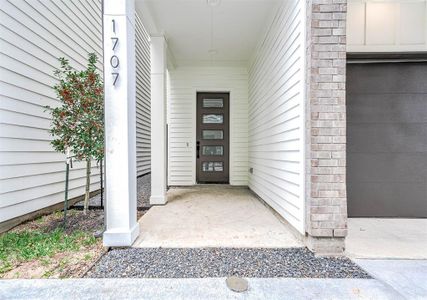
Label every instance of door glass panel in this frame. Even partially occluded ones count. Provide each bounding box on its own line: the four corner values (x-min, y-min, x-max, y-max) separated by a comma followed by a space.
214, 162, 223, 171
202, 130, 223, 139
202, 162, 224, 172
203, 114, 223, 124
203, 98, 223, 108
202, 146, 223, 156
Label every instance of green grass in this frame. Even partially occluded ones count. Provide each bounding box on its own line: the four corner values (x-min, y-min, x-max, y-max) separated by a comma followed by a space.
0, 228, 97, 275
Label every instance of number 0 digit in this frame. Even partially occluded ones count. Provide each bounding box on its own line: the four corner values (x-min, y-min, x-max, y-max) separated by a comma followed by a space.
110, 55, 120, 68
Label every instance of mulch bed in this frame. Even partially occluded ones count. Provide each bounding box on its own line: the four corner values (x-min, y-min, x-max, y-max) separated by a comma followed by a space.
44, 210, 104, 235
9, 209, 104, 236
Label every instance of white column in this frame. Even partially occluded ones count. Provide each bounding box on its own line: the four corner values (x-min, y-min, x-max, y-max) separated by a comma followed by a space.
150, 36, 168, 205
103, 0, 139, 246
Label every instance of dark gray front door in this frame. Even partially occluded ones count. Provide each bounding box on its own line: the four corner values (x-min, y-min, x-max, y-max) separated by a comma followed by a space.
347, 62, 427, 217
196, 92, 229, 183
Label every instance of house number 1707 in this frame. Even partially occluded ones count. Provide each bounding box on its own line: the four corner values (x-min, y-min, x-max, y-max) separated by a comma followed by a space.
111, 19, 119, 86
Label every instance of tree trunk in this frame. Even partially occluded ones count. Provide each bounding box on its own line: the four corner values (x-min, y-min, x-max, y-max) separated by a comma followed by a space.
84, 159, 91, 215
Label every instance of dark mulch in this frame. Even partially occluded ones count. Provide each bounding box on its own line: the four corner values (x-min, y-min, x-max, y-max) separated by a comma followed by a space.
86, 247, 371, 279
9, 210, 104, 235
44, 210, 104, 235
14, 209, 145, 236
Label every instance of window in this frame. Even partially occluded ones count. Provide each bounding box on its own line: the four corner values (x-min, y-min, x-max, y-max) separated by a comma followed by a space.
202, 130, 223, 140
203, 114, 223, 124
202, 162, 224, 172
203, 98, 223, 108
202, 146, 223, 156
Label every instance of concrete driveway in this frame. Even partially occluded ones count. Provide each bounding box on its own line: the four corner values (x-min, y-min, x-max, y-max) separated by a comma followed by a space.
346, 218, 427, 259
346, 218, 427, 299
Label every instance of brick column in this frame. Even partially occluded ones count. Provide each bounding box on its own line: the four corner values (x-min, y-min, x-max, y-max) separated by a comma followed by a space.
305, 0, 347, 255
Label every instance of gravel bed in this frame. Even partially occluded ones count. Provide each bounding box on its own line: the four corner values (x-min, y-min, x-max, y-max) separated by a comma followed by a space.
136, 173, 151, 209
74, 173, 151, 209
86, 248, 371, 279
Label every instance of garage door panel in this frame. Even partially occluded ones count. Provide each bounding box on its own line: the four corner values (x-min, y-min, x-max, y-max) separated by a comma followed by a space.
347, 94, 427, 123
348, 123, 427, 153
347, 63, 427, 94
347, 152, 427, 183
347, 62, 427, 217
348, 181, 427, 217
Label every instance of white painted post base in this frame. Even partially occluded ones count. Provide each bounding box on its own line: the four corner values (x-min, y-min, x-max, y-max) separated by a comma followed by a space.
103, 223, 140, 247
149, 195, 167, 205
103, 0, 139, 247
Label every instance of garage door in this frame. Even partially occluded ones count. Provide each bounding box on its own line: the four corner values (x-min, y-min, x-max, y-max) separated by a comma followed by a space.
347, 61, 427, 217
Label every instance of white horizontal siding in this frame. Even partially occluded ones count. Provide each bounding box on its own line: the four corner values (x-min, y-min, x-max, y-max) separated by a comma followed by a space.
135, 13, 151, 176
248, 0, 305, 233
0, 0, 103, 222
168, 66, 248, 186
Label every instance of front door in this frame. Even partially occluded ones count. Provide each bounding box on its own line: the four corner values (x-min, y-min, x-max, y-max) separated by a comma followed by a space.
196, 92, 229, 183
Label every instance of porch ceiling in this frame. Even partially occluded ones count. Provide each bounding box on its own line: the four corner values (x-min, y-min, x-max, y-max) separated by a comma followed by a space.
136, 0, 281, 66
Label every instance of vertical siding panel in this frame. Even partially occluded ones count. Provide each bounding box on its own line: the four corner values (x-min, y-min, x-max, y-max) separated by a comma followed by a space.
248, 0, 305, 233
168, 66, 248, 186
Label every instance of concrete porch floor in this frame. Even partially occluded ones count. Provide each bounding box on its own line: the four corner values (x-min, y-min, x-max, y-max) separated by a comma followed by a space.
133, 186, 303, 248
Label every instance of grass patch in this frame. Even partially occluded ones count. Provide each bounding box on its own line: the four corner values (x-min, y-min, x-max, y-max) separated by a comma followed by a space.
0, 228, 96, 275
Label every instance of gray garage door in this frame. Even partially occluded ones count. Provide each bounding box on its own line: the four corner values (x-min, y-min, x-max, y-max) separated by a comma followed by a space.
347, 61, 427, 217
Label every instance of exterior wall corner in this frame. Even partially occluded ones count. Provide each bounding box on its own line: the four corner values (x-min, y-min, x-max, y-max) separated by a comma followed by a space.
305, 0, 348, 254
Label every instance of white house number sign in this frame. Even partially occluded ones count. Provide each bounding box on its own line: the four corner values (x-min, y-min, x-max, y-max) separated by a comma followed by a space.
111, 19, 119, 86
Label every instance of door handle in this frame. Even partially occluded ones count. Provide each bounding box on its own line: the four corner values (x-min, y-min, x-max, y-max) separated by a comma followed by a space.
196, 141, 200, 159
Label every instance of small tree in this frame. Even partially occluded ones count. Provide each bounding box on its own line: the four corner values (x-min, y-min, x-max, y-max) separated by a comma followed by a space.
47, 53, 104, 214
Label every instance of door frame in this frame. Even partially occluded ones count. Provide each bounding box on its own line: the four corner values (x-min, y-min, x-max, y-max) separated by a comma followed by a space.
196, 92, 230, 183
192, 89, 233, 185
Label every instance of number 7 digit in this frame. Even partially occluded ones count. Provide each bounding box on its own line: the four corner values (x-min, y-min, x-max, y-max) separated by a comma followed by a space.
112, 73, 119, 86
111, 37, 119, 51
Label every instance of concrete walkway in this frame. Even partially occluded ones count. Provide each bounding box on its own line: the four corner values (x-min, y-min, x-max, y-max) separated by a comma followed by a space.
355, 259, 427, 299
346, 218, 427, 259
0, 278, 403, 300
134, 186, 302, 248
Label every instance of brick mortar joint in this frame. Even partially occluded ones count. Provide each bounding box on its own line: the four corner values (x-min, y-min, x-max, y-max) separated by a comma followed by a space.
305, 0, 347, 239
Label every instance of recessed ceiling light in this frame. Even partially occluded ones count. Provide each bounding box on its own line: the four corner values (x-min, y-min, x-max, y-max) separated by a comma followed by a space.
208, 49, 218, 55
207, 0, 221, 7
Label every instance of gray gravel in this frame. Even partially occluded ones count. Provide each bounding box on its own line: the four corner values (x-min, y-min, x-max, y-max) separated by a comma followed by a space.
86, 248, 371, 279
74, 173, 151, 209
136, 173, 151, 209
